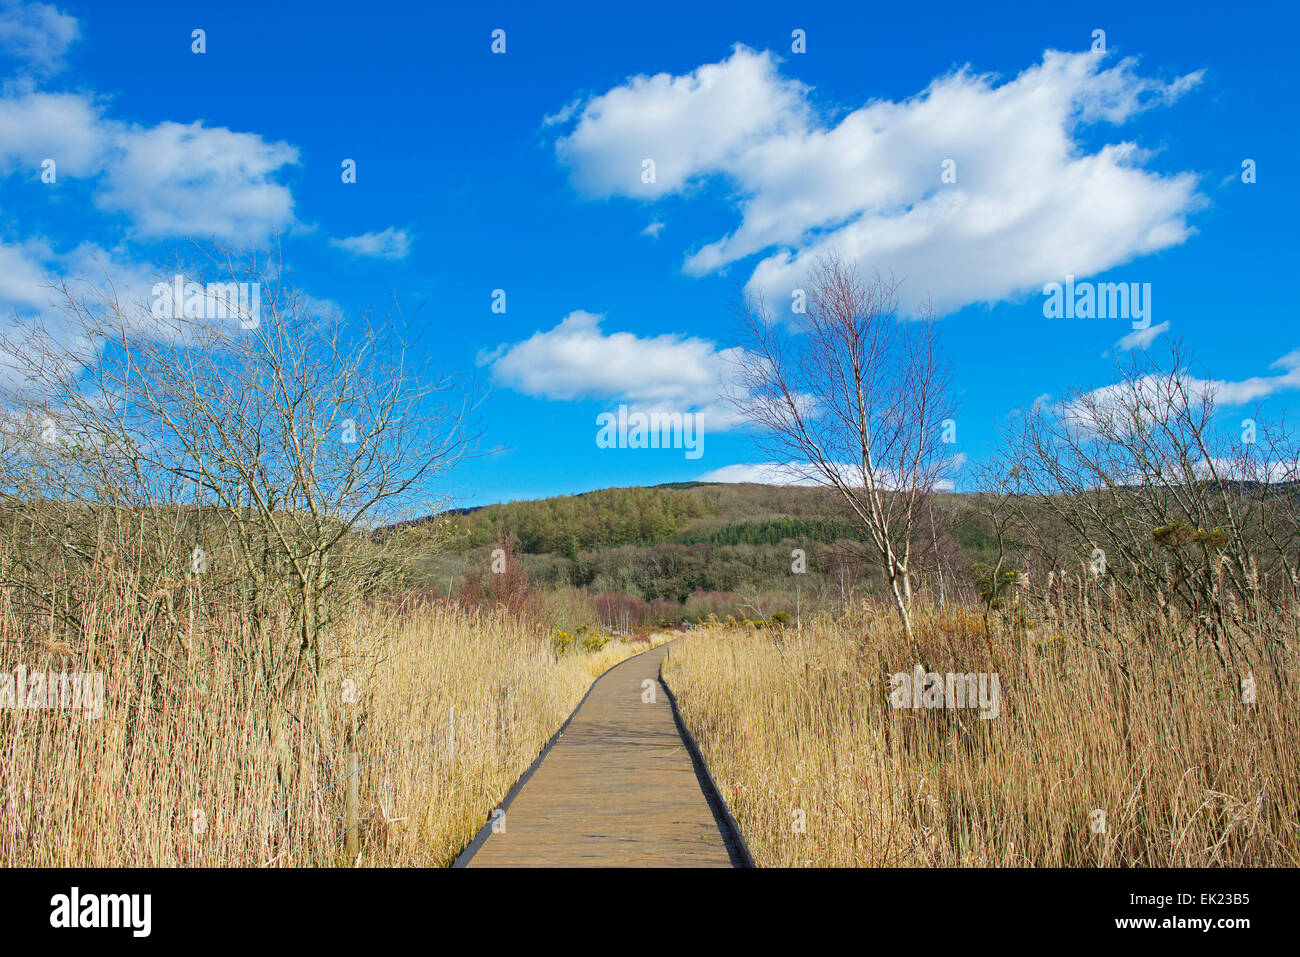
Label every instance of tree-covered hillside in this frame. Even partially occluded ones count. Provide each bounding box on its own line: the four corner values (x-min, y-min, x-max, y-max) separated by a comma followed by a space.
391, 483, 995, 625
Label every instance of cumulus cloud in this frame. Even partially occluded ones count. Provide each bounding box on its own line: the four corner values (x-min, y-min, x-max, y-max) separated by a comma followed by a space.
481, 310, 746, 428
1, 0, 299, 247
0, 3, 322, 388
329, 227, 412, 260
551, 45, 1203, 316
0, 0, 79, 73
556, 48, 809, 200
0, 89, 299, 242
95, 121, 298, 241
0, 90, 107, 176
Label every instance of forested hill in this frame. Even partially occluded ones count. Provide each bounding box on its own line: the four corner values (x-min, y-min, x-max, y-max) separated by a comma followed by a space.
390, 481, 999, 620
439, 482, 863, 554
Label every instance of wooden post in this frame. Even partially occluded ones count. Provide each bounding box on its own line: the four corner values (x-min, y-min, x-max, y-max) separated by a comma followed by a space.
345, 751, 359, 861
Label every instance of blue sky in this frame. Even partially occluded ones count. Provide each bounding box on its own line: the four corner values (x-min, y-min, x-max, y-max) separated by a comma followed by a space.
1, 0, 1296, 509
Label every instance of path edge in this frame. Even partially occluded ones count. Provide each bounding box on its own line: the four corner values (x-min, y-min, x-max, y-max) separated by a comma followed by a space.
451, 644, 655, 868
658, 651, 757, 868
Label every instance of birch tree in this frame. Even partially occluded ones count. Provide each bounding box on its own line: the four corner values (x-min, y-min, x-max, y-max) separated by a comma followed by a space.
730, 252, 955, 647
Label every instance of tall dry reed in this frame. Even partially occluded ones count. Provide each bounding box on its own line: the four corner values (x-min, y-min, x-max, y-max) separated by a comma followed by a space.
663, 602, 1299, 867
1, 588, 659, 867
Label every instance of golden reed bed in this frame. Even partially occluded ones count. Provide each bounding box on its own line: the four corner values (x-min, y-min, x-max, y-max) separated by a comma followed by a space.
1, 595, 664, 868
662, 604, 1299, 867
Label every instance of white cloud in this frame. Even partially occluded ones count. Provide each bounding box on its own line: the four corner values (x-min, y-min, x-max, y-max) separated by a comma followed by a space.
1062, 349, 1300, 435
300, 293, 344, 322
0, 237, 56, 331
1202, 455, 1298, 484
0, 6, 327, 388
0, 0, 80, 73
0, 89, 299, 243
1208, 362, 1300, 407
1114, 320, 1170, 352
0, 238, 162, 388
0, 90, 106, 176
698, 459, 961, 491
696, 462, 821, 485
1268, 349, 1300, 372
541, 96, 583, 128
555, 47, 809, 201
96, 121, 298, 242
0, 26, 301, 245
482, 309, 746, 428
0, 237, 156, 319
641, 220, 665, 238
329, 226, 412, 260
552, 46, 1203, 316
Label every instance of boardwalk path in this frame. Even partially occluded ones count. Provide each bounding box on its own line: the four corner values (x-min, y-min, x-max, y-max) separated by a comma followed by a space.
455, 643, 750, 867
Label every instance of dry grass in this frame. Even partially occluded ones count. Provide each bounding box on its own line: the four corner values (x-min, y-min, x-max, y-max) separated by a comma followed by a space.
1, 594, 665, 867
663, 604, 1300, 867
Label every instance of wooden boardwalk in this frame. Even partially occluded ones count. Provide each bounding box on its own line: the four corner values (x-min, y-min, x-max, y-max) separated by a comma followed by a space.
456, 643, 748, 867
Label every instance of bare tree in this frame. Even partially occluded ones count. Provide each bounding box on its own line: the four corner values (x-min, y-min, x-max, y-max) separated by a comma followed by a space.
730, 252, 955, 648
0, 244, 478, 761
997, 339, 1297, 672
966, 459, 1025, 624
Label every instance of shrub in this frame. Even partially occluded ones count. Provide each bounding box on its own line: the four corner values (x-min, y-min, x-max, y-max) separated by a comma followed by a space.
551, 628, 575, 656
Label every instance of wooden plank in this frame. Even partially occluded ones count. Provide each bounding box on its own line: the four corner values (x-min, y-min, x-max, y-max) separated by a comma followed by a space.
461, 644, 739, 867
